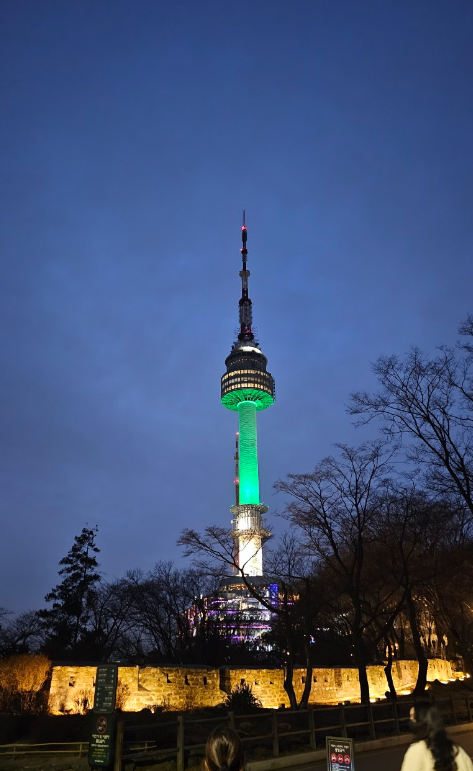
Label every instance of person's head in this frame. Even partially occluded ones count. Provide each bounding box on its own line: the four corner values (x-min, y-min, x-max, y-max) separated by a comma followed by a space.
204, 727, 244, 771
410, 701, 445, 741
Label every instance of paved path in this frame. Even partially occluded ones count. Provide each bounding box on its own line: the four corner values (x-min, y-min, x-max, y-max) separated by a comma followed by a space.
293, 729, 473, 771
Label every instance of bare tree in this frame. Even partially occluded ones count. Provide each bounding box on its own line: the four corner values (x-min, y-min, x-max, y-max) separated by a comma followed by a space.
178, 527, 323, 709
349, 342, 473, 517
118, 563, 220, 663
373, 485, 458, 694
459, 314, 473, 353
85, 577, 141, 661
0, 610, 44, 656
419, 510, 473, 673
276, 442, 407, 703
265, 533, 324, 708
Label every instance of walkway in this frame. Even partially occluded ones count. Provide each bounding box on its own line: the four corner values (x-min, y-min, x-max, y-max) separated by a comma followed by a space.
282, 727, 473, 771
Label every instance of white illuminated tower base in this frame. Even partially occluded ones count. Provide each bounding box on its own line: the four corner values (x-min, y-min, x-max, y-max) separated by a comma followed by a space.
231, 503, 270, 576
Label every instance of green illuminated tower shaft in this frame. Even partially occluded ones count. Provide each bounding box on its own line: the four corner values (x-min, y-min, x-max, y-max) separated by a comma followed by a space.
238, 401, 259, 504
221, 214, 275, 576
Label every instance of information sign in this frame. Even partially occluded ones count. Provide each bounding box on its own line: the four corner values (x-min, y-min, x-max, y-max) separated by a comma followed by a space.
326, 736, 354, 771
88, 712, 116, 767
93, 664, 118, 714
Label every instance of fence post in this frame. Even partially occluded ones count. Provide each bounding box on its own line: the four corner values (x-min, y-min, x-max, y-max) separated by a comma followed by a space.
272, 711, 279, 758
339, 704, 347, 738
367, 702, 376, 740
228, 711, 235, 730
114, 721, 124, 771
177, 715, 185, 771
466, 695, 472, 723
392, 700, 400, 735
78, 742, 83, 757
308, 706, 316, 750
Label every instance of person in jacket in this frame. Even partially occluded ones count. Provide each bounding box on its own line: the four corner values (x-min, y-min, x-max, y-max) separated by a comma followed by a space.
401, 702, 473, 771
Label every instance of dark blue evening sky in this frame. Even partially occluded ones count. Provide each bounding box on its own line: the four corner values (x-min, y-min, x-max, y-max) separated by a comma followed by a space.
1, 0, 472, 612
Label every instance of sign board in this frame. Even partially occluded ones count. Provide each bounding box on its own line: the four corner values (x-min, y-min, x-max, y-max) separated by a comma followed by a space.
93, 664, 118, 714
88, 712, 116, 767
326, 736, 354, 771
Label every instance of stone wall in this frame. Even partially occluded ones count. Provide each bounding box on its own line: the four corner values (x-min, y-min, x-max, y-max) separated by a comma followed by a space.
136, 666, 225, 711
49, 659, 454, 714
221, 667, 287, 709
49, 665, 226, 714
220, 659, 454, 708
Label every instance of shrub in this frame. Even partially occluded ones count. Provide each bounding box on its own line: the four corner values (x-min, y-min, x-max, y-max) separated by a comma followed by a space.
71, 689, 92, 715
225, 683, 262, 714
0, 654, 51, 714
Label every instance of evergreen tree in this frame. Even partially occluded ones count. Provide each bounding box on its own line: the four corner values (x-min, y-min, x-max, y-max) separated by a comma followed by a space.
39, 526, 101, 659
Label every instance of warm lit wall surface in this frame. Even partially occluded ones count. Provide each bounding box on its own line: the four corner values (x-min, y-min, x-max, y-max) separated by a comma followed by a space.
49, 659, 454, 713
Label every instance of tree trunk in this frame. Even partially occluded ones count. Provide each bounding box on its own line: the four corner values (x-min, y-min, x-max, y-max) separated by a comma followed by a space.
353, 632, 370, 703
299, 635, 313, 709
281, 594, 298, 709
357, 661, 370, 704
283, 653, 298, 709
384, 637, 397, 700
406, 590, 428, 695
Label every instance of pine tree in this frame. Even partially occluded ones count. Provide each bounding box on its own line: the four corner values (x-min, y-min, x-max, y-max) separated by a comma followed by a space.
40, 526, 101, 658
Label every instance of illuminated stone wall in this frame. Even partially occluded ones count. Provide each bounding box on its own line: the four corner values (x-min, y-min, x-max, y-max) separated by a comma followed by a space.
221, 659, 453, 709
49, 665, 226, 714
49, 659, 454, 714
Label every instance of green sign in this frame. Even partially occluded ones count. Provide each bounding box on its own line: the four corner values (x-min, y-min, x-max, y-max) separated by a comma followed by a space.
88, 712, 116, 767
93, 664, 118, 714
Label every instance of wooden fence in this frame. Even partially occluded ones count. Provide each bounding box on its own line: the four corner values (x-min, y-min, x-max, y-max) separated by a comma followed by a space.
0, 694, 472, 769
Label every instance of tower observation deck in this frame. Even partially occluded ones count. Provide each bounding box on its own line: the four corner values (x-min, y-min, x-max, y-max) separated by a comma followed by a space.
221, 214, 275, 577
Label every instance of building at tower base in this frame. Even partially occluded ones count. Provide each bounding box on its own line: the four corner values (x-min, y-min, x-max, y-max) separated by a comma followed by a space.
211, 576, 278, 645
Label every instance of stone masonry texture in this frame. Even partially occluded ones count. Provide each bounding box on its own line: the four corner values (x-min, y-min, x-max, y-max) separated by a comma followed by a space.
48, 659, 453, 713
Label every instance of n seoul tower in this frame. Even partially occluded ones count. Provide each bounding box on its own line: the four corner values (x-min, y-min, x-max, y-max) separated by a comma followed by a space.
221, 214, 275, 577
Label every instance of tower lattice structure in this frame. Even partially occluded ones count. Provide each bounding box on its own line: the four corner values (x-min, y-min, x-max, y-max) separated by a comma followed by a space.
221, 214, 275, 577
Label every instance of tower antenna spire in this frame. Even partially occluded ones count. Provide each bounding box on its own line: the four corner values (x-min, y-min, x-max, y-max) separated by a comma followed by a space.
238, 211, 253, 342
